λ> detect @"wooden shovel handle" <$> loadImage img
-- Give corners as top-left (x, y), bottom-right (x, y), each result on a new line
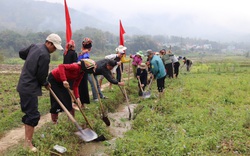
top-left (90, 74), bottom-right (105, 114)
top-left (137, 78), bottom-right (144, 93)
top-left (49, 88), bottom-right (76, 123)
top-left (67, 88), bottom-right (93, 130)
top-left (148, 75), bottom-right (154, 90)
top-left (119, 66), bottom-right (131, 119)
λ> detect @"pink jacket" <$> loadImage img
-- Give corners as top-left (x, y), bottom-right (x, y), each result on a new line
top-left (130, 55), bottom-right (142, 66)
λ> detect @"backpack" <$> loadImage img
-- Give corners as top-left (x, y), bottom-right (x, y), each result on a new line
top-left (19, 44), bottom-right (35, 60)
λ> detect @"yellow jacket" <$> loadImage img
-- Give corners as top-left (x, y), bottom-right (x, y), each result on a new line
top-left (121, 55), bottom-right (131, 63)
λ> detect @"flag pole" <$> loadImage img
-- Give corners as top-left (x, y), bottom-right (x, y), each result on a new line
top-left (119, 20), bottom-right (130, 85)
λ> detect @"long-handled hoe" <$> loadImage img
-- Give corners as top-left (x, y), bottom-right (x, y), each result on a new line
top-left (49, 88), bottom-right (98, 142)
top-left (67, 88), bottom-right (106, 141)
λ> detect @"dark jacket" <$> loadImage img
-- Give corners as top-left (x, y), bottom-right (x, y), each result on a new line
top-left (63, 49), bottom-right (78, 64)
top-left (136, 68), bottom-right (148, 86)
top-left (94, 59), bottom-right (118, 84)
top-left (17, 44), bottom-right (50, 96)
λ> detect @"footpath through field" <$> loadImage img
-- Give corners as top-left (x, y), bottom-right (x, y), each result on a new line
top-left (0, 76), bottom-right (133, 153)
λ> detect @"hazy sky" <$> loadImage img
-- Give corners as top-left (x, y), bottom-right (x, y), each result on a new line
top-left (39, 0), bottom-right (250, 41)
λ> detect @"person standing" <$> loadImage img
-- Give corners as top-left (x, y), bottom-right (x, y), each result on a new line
top-left (63, 40), bottom-right (77, 64)
top-left (63, 40), bottom-right (78, 89)
top-left (115, 45), bottom-right (128, 82)
top-left (170, 53), bottom-right (180, 78)
top-left (130, 51), bottom-right (144, 78)
top-left (17, 33), bottom-right (63, 152)
top-left (78, 38), bottom-right (92, 104)
top-left (146, 50), bottom-right (166, 99)
top-left (160, 49), bottom-right (173, 78)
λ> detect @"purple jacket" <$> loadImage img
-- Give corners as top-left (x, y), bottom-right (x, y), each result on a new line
top-left (131, 55), bottom-right (142, 66)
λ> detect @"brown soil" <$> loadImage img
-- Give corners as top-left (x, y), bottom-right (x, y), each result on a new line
top-left (0, 64), bottom-right (58, 74)
top-left (0, 114), bottom-right (51, 152)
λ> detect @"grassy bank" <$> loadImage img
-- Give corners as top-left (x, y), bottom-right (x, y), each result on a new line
top-left (112, 62), bottom-right (250, 155)
top-left (1, 57), bottom-right (250, 155)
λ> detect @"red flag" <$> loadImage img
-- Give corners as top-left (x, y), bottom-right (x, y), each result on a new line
top-left (64, 0), bottom-right (72, 43)
top-left (119, 19), bottom-right (126, 46)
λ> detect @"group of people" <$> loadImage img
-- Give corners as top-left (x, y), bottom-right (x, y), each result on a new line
top-left (131, 49), bottom-right (192, 98)
top-left (17, 33), bottom-right (192, 152)
top-left (17, 33), bottom-right (127, 152)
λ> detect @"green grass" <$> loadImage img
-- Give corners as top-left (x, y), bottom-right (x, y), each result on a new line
top-left (112, 65), bottom-right (250, 155)
top-left (1, 56), bottom-right (250, 155)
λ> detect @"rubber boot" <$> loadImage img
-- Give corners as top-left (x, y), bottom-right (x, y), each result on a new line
top-left (51, 113), bottom-right (58, 124)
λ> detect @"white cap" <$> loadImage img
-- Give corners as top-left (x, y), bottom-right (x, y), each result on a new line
top-left (46, 33), bottom-right (63, 50)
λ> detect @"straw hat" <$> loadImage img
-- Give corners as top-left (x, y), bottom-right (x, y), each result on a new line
top-left (138, 63), bottom-right (147, 69)
top-left (155, 52), bottom-right (160, 55)
top-left (136, 51), bottom-right (144, 57)
top-left (115, 45), bottom-right (127, 53)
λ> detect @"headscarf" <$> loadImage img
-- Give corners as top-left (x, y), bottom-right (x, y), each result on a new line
top-left (80, 59), bottom-right (96, 73)
top-left (64, 40), bottom-right (75, 55)
top-left (82, 37), bottom-right (92, 50)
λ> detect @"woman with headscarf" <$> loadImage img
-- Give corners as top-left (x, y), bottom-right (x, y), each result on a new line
top-left (63, 40), bottom-right (78, 90)
top-left (63, 40), bottom-right (78, 64)
top-left (77, 38), bottom-right (92, 105)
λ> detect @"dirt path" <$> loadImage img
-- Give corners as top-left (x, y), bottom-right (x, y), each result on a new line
top-left (0, 83), bottom-right (110, 153)
top-left (0, 103), bottom-right (137, 154)
top-left (0, 64), bottom-right (134, 153)
top-left (0, 114), bottom-right (51, 152)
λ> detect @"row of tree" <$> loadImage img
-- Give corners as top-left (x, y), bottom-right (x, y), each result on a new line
top-left (1, 27), bottom-right (249, 60)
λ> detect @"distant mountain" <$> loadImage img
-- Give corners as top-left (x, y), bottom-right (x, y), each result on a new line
top-left (0, 0), bottom-right (144, 35)
top-left (1, 0), bottom-right (250, 42)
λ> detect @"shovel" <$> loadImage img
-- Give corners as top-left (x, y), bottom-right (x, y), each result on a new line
top-left (143, 76), bottom-right (154, 98)
top-left (137, 78), bottom-right (147, 98)
top-left (49, 88), bottom-right (98, 142)
top-left (118, 85), bottom-right (132, 120)
top-left (119, 65), bottom-right (132, 120)
top-left (122, 86), bottom-right (132, 120)
top-left (67, 88), bottom-right (106, 141)
top-left (91, 74), bottom-right (111, 126)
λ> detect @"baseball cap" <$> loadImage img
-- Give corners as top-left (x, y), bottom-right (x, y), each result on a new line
top-left (46, 33), bottom-right (63, 50)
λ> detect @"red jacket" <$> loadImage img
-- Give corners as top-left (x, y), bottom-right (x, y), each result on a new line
top-left (51, 63), bottom-right (84, 98)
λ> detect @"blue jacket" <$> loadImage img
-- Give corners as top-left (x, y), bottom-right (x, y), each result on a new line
top-left (150, 55), bottom-right (166, 79)
top-left (78, 52), bottom-right (90, 61)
